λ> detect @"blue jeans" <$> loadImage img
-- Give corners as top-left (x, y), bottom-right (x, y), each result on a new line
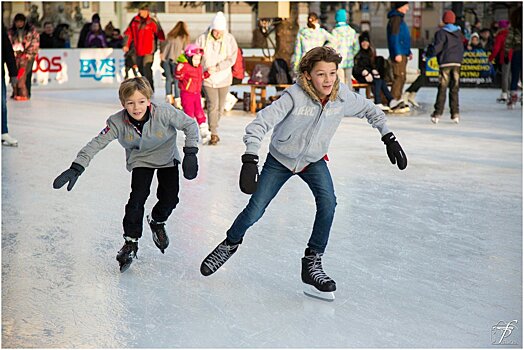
top-left (2, 75), bottom-right (8, 134)
top-left (161, 60), bottom-right (180, 97)
top-left (373, 78), bottom-right (393, 104)
top-left (227, 153), bottom-right (337, 253)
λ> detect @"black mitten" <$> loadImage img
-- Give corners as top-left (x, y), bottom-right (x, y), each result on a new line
top-left (53, 162), bottom-right (85, 191)
top-left (381, 132), bottom-right (407, 170)
top-left (239, 154), bottom-right (259, 194)
top-left (182, 146), bottom-right (198, 180)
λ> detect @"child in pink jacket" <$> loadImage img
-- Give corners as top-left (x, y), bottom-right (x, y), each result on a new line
top-left (175, 43), bottom-right (212, 144)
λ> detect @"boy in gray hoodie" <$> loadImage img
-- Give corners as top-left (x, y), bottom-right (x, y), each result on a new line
top-left (200, 47), bottom-right (407, 301)
top-left (53, 77), bottom-right (200, 272)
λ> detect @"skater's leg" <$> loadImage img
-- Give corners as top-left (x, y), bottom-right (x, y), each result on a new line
top-left (151, 165), bottom-right (180, 222)
top-left (298, 158), bottom-right (337, 254)
top-left (449, 66), bottom-right (460, 117)
top-left (226, 153), bottom-right (293, 243)
top-left (433, 67), bottom-right (451, 116)
top-left (122, 167), bottom-right (155, 240)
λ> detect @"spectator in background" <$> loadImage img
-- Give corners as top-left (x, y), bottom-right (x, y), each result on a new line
top-left (506, 6), bottom-right (522, 109)
top-left (107, 28), bottom-right (124, 49)
top-left (78, 13), bottom-right (100, 48)
top-left (330, 9), bottom-right (359, 89)
top-left (472, 19), bottom-right (482, 35)
top-left (54, 23), bottom-right (71, 48)
top-left (467, 32), bottom-right (483, 51)
top-left (386, 2), bottom-right (411, 113)
top-left (428, 10), bottom-right (464, 124)
top-left (85, 21), bottom-right (108, 48)
top-left (2, 26), bottom-right (19, 146)
top-left (39, 21), bottom-right (58, 48)
top-left (291, 12), bottom-right (336, 72)
top-left (231, 47), bottom-right (245, 85)
top-left (479, 28), bottom-right (494, 52)
top-left (8, 13), bottom-right (39, 101)
top-left (196, 11), bottom-right (238, 145)
top-left (123, 4), bottom-right (165, 91)
top-left (160, 21), bottom-right (189, 108)
top-left (489, 20), bottom-right (511, 103)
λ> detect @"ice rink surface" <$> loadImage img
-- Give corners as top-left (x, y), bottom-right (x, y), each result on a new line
top-left (2, 86), bottom-right (522, 347)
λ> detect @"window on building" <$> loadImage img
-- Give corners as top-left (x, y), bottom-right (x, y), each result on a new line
top-left (149, 2), bottom-right (165, 13)
top-left (205, 2), bottom-right (224, 13)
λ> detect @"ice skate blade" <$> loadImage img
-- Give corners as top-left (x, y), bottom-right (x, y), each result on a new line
top-left (303, 285), bottom-right (335, 302)
top-left (119, 259), bottom-right (133, 273)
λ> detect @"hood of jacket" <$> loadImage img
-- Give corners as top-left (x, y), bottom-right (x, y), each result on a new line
top-left (443, 24), bottom-right (462, 34)
top-left (296, 73), bottom-right (340, 103)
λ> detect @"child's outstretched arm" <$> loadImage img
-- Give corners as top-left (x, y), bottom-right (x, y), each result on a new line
top-left (53, 119), bottom-right (119, 191)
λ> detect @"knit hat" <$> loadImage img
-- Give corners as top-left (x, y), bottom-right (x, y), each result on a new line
top-left (335, 9), bottom-right (347, 23)
top-left (359, 31), bottom-right (370, 44)
top-left (442, 10), bottom-right (456, 24)
top-left (498, 19), bottom-right (510, 29)
top-left (211, 11), bottom-right (227, 31)
top-left (393, 2), bottom-right (409, 9)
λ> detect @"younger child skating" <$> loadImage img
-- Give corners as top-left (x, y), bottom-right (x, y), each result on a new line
top-left (53, 77), bottom-right (200, 272)
top-left (200, 47), bottom-right (407, 301)
top-left (175, 43), bottom-right (212, 144)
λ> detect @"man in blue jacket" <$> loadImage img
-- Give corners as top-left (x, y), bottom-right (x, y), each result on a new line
top-left (427, 10), bottom-right (464, 124)
top-left (387, 2), bottom-right (412, 112)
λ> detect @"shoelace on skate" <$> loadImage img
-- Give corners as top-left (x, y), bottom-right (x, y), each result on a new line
top-left (307, 254), bottom-right (333, 285)
top-left (205, 243), bottom-right (236, 272)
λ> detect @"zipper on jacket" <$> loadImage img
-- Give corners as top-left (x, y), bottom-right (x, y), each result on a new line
top-left (292, 102), bottom-right (325, 173)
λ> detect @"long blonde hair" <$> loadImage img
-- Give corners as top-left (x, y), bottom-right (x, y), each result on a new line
top-left (168, 21), bottom-right (190, 45)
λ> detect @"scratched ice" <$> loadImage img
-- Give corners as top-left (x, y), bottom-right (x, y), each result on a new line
top-left (2, 86), bottom-right (522, 347)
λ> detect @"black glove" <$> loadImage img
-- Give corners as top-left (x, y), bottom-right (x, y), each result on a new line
top-left (381, 132), bottom-right (407, 170)
top-left (239, 154), bottom-right (259, 194)
top-left (53, 162), bottom-right (85, 191)
top-left (182, 146), bottom-right (198, 180)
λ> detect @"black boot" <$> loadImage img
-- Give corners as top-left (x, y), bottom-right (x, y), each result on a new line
top-left (301, 248), bottom-right (336, 292)
top-left (200, 238), bottom-right (242, 276)
top-left (147, 215), bottom-right (169, 254)
top-left (116, 239), bottom-right (138, 273)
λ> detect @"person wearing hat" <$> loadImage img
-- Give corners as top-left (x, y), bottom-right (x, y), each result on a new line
top-left (123, 4), bottom-right (165, 91)
top-left (195, 11), bottom-right (239, 145)
top-left (386, 2), bottom-right (411, 112)
top-left (427, 10), bottom-right (464, 124)
top-left (329, 9), bottom-right (359, 89)
top-left (489, 19), bottom-right (511, 103)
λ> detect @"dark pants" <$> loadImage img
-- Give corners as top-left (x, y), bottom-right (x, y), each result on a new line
top-left (136, 54), bottom-right (154, 91)
top-left (372, 78), bottom-right (393, 104)
top-left (390, 55), bottom-right (407, 100)
top-left (433, 66), bottom-right (460, 116)
top-left (406, 73), bottom-right (427, 93)
top-left (2, 74), bottom-right (8, 134)
top-left (510, 49), bottom-right (522, 91)
top-left (226, 153), bottom-right (337, 253)
top-left (123, 166), bottom-right (179, 240)
top-left (26, 58), bottom-right (34, 98)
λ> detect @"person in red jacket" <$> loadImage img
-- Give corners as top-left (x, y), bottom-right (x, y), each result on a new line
top-left (123, 4), bottom-right (165, 91)
top-left (175, 43), bottom-right (212, 144)
top-left (489, 20), bottom-right (511, 103)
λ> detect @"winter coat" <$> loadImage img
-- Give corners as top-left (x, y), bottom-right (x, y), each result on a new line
top-left (85, 31), bottom-right (107, 48)
top-left (353, 48), bottom-right (375, 83)
top-left (428, 24), bottom-right (464, 67)
top-left (489, 29), bottom-right (510, 64)
top-left (8, 24), bottom-right (40, 60)
top-left (2, 26), bottom-right (17, 79)
top-left (124, 15), bottom-right (165, 56)
top-left (73, 102), bottom-right (199, 172)
top-left (505, 27), bottom-right (522, 55)
top-left (196, 29), bottom-right (238, 88)
top-left (292, 26), bottom-right (337, 70)
top-left (330, 24), bottom-right (360, 69)
top-left (386, 9), bottom-right (412, 58)
top-left (175, 55), bottom-right (211, 94)
top-left (243, 76), bottom-right (390, 173)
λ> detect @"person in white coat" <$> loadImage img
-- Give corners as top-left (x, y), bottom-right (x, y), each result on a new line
top-left (196, 11), bottom-right (238, 145)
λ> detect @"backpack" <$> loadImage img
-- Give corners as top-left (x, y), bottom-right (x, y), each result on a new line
top-left (268, 58), bottom-right (292, 84)
top-left (248, 63), bottom-right (271, 85)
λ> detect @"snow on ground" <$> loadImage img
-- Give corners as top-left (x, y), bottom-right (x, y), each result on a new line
top-left (2, 86), bottom-right (522, 347)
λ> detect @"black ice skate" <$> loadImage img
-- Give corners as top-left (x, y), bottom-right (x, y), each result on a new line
top-left (301, 248), bottom-right (336, 302)
top-left (116, 239), bottom-right (138, 273)
top-left (200, 238), bottom-right (242, 276)
top-left (147, 214), bottom-right (169, 254)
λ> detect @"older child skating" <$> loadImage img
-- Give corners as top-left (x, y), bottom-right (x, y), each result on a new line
top-left (200, 47), bottom-right (407, 301)
top-left (175, 43), bottom-right (212, 144)
top-left (53, 77), bottom-right (199, 272)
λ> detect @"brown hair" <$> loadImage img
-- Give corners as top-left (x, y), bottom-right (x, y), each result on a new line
top-left (118, 77), bottom-right (153, 104)
top-left (168, 21), bottom-right (190, 43)
top-left (298, 46), bottom-right (342, 74)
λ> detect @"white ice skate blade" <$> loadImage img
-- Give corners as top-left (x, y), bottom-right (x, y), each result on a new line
top-left (303, 285), bottom-right (335, 302)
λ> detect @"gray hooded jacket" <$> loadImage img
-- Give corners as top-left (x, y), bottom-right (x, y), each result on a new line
top-left (243, 75), bottom-right (391, 172)
top-left (74, 102), bottom-right (199, 172)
